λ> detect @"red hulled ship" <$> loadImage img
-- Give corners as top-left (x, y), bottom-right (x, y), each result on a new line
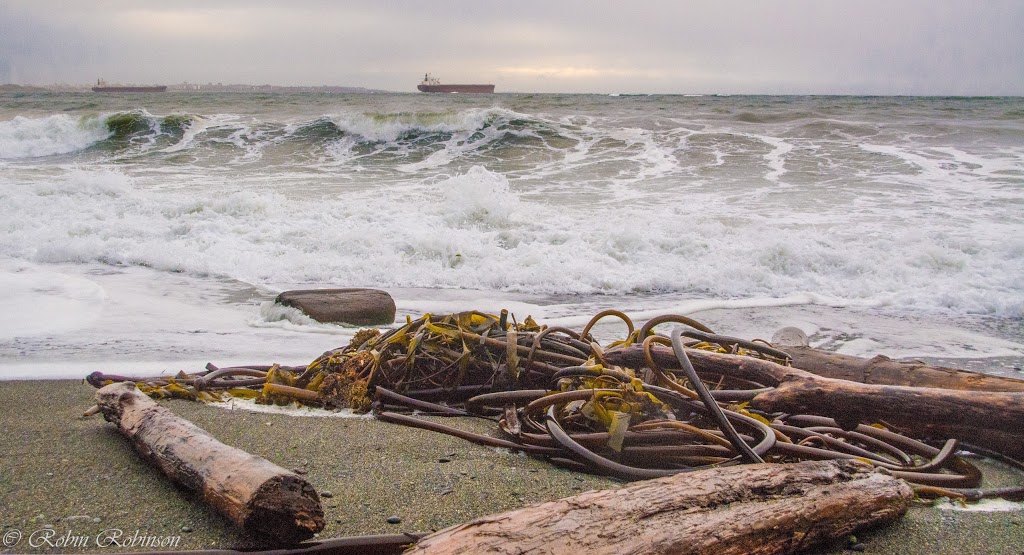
top-left (417, 74), bottom-right (494, 94)
top-left (91, 79), bottom-right (167, 93)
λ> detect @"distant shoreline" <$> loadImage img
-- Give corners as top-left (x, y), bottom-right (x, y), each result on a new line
top-left (3, 84), bottom-right (1024, 97)
top-left (0, 83), bottom-right (390, 94)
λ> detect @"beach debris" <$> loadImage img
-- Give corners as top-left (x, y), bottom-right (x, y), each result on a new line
top-left (275, 288), bottom-right (396, 326)
top-left (86, 309), bottom-right (1024, 499)
top-left (774, 342), bottom-right (1024, 392)
top-left (407, 459), bottom-right (912, 555)
top-left (606, 342), bottom-right (1024, 462)
top-left (94, 382), bottom-right (325, 545)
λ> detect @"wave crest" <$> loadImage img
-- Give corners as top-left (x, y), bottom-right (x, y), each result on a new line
top-left (0, 114), bottom-right (110, 159)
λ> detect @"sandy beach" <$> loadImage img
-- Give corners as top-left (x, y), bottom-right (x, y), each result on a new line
top-left (2, 379), bottom-right (1022, 554)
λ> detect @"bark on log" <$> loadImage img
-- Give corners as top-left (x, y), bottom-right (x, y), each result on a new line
top-left (408, 459), bottom-right (912, 555)
top-left (784, 345), bottom-right (1024, 392)
top-left (96, 382), bottom-right (324, 545)
top-left (605, 346), bottom-right (1024, 460)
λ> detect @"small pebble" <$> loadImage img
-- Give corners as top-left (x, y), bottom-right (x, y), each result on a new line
top-left (847, 544), bottom-right (866, 552)
top-left (386, 516), bottom-right (402, 524)
top-left (92, 517), bottom-right (102, 523)
top-left (181, 526), bottom-right (193, 533)
top-left (320, 490), bottom-right (334, 498)
top-left (293, 468), bottom-right (308, 475)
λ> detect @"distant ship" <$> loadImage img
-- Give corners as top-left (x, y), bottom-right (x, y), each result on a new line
top-left (417, 73), bottom-right (494, 94)
top-left (91, 79), bottom-right (167, 93)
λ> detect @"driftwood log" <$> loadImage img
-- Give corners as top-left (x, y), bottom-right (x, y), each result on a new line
top-left (96, 382), bottom-right (325, 545)
top-left (783, 345), bottom-right (1024, 392)
top-left (408, 459), bottom-right (912, 555)
top-left (605, 346), bottom-right (1024, 460)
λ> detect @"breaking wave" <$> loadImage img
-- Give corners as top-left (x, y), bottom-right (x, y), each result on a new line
top-left (2, 95), bottom-right (1022, 320)
top-left (1, 163), bottom-right (1021, 318)
top-left (0, 114), bottom-right (110, 159)
top-left (1, 108), bottom-right (582, 164)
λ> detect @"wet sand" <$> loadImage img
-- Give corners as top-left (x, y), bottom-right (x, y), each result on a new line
top-left (1, 380), bottom-right (1022, 554)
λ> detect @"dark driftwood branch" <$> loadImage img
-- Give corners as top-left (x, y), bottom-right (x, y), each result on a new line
top-left (605, 345), bottom-right (1024, 459)
top-left (783, 346), bottom-right (1024, 392)
top-left (408, 459), bottom-right (912, 555)
top-left (96, 383), bottom-right (325, 545)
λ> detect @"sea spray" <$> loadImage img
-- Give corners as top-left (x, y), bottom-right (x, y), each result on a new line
top-left (0, 114), bottom-right (110, 158)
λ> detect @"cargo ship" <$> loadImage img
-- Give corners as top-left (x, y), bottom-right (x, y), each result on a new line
top-left (417, 73), bottom-right (494, 94)
top-left (91, 79), bottom-right (167, 93)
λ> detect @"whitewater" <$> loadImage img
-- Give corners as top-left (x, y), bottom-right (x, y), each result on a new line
top-left (1, 92), bottom-right (1022, 379)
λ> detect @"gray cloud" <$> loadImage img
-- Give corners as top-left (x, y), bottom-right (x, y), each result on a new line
top-left (2, 0), bottom-right (1022, 94)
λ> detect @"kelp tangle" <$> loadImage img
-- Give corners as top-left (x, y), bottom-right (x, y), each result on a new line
top-left (87, 310), bottom-right (1024, 501)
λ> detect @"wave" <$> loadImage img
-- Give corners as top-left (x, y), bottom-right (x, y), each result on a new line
top-left (0, 114), bottom-right (110, 159)
top-left (1, 165), bottom-right (1021, 318)
top-left (103, 110), bottom-right (199, 150)
top-left (1, 108), bottom-right (588, 164)
top-left (329, 109), bottom-right (499, 143)
top-left (0, 111), bottom-right (208, 159)
top-left (730, 110), bottom-right (823, 124)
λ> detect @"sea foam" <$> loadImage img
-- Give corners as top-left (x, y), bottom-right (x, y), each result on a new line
top-left (1, 162), bottom-right (1020, 319)
top-left (0, 114), bottom-right (110, 159)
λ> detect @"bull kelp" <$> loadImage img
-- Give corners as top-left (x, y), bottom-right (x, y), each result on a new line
top-left (86, 310), bottom-right (1024, 501)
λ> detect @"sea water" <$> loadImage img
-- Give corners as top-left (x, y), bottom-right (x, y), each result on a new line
top-left (1, 92), bottom-right (1022, 379)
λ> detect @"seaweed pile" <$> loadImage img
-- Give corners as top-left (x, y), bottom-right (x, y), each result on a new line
top-left (87, 310), bottom-right (1022, 499)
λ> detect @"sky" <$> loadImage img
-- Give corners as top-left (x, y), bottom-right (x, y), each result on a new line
top-left (1, 0), bottom-right (1022, 95)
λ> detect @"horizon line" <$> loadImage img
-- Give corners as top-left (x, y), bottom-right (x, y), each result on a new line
top-left (2, 82), bottom-right (1022, 98)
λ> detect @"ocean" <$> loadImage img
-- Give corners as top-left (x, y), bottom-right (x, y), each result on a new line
top-left (1, 92), bottom-right (1022, 380)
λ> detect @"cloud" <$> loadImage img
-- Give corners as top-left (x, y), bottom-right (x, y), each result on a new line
top-left (496, 66), bottom-right (667, 80)
top-left (1, 0), bottom-right (1022, 94)
top-left (110, 9), bottom-right (254, 40)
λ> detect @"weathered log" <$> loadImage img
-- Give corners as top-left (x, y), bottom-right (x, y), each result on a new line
top-left (784, 345), bottom-right (1024, 392)
top-left (605, 345), bottom-right (1024, 459)
top-left (408, 459), bottom-right (912, 555)
top-left (770, 326), bottom-right (1024, 391)
top-left (96, 382), bottom-right (324, 545)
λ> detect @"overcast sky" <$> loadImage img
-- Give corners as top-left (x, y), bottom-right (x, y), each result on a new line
top-left (2, 0), bottom-right (1022, 95)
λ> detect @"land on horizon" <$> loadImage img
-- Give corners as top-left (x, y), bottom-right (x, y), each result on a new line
top-left (0, 82), bottom-right (388, 94)
top-left (4, 83), bottom-right (1024, 97)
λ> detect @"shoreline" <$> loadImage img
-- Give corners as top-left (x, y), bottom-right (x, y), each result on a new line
top-left (2, 380), bottom-right (1023, 554)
